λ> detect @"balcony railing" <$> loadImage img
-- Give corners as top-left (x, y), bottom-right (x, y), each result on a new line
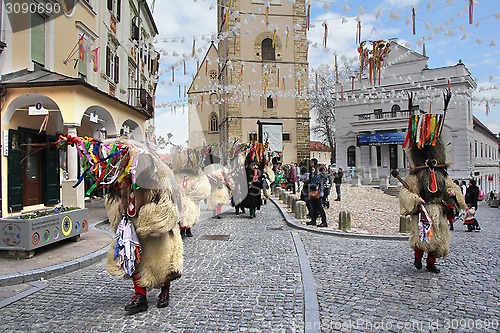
top-left (355, 109), bottom-right (425, 121)
top-left (128, 87), bottom-right (154, 117)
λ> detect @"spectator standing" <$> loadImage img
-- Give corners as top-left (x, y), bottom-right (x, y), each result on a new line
top-left (333, 167), bottom-right (343, 201)
top-left (464, 179), bottom-right (481, 231)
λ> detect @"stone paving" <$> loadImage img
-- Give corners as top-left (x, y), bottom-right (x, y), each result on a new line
top-left (0, 202), bottom-right (304, 333)
top-left (0, 198), bottom-right (498, 333)
top-left (301, 203), bottom-right (499, 333)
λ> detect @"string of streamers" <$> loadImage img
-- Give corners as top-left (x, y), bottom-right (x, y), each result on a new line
top-left (56, 135), bottom-right (142, 195)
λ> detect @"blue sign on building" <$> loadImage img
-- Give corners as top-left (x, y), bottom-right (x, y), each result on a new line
top-left (357, 132), bottom-right (406, 146)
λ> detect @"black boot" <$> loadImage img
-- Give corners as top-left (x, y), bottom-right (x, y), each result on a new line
top-left (449, 224), bottom-right (454, 231)
top-left (414, 258), bottom-right (422, 269)
top-left (317, 222), bottom-right (328, 227)
top-left (180, 228), bottom-right (186, 238)
top-left (426, 264), bottom-right (440, 273)
top-left (157, 286), bottom-right (170, 308)
top-left (124, 293), bottom-right (148, 314)
top-left (306, 220), bottom-right (316, 226)
top-left (185, 228), bottom-right (193, 237)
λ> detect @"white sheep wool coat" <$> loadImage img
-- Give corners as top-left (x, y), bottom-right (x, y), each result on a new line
top-left (203, 163), bottom-right (229, 211)
top-left (105, 167), bottom-right (184, 289)
top-left (174, 169), bottom-right (211, 229)
top-left (399, 174), bottom-right (466, 258)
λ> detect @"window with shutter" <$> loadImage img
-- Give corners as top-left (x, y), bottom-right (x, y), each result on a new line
top-left (106, 46), bottom-right (111, 77)
top-left (31, 13), bottom-right (45, 66)
top-left (114, 55), bottom-right (119, 83)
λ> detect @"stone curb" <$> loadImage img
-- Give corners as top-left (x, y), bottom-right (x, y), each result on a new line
top-left (0, 219), bottom-right (112, 287)
top-left (270, 197), bottom-right (409, 241)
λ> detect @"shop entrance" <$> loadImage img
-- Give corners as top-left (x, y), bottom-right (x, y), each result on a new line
top-left (8, 128), bottom-right (60, 212)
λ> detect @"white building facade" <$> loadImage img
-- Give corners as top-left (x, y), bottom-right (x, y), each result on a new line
top-left (334, 40), bottom-right (499, 193)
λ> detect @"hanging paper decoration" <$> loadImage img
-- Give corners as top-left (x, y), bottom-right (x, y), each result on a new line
top-left (265, 4), bottom-right (269, 26)
top-left (322, 21), bottom-right (328, 47)
top-left (272, 29), bottom-right (277, 47)
top-left (357, 40), bottom-right (391, 85)
top-left (277, 68), bottom-right (280, 87)
top-left (201, 94), bottom-right (204, 112)
top-left (306, 4), bottom-right (311, 30)
top-left (485, 101), bottom-right (490, 115)
top-left (205, 60), bottom-right (208, 76)
top-left (334, 53), bottom-right (339, 83)
top-left (468, 0), bottom-right (474, 24)
top-left (285, 27), bottom-right (290, 48)
top-left (356, 21), bottom-right (362, 44)
top-left (172, 65), bottom-right (175, 82)
top-left (233, 32), bottom-right (237, 53)
top-left (192, 38), bottom-right (196, 57)
top-left (297, 78), bottom-right (301, 95)
top-left (412, 8), bottom-right (416, 35)
top-left (183, 60), bottom-right (187, 75)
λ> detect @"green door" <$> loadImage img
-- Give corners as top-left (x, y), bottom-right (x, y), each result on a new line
top-left (8, 130), bottom-right (23, 212)
top-left (43, 135), bottom-right (60, 206)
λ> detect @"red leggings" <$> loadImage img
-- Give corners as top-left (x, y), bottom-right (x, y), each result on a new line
top-left (414, 249), bottom-right (436, 265)
top-left (132, 274), bottom-right (170, 296)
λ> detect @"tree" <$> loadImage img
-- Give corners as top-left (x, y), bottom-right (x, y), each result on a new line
top-left (309, 58), bottom-right (358, 165)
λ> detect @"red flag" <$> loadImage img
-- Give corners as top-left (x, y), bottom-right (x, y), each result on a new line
top-left (90, 47), bottom-right (99, 72)
top-left (78, 35), bottom-right (85, 61)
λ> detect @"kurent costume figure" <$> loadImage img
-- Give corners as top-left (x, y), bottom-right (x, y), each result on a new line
top-left (170, 145), bottom-right (211, 237)
top-left (57, 136), bottom-right (183, 315)
top-left (241, 143), bottom-right (268, 218)
top-left (398, 91), bottom-right (466, 273)
top-left (204, 160), bottom-right (230, 219)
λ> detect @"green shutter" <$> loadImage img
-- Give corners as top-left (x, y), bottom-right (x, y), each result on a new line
top-left (31, 13), bottom-right (45, 66)
top-left (8, 130), bottom-right (23, 212)
top-left (43, 136), bottom-right (60, 206)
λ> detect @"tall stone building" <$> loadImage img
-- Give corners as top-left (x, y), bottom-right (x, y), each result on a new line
top-left (188, 0), bottom-right (310, 164)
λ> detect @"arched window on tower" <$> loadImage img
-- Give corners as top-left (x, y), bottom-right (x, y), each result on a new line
top-left (347, 146), bottom-right (356, 167)
top-left (262, 38), bottom-right (275, 61)
top-left (209, 112), bottom-right (218, 132)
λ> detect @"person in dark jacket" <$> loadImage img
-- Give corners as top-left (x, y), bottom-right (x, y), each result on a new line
top-left (306, 166), bottom-right (327, 227)
top-left (464, 179), bottom-right (481, 231)
top-left (333, 167), bottom-right (343, 201)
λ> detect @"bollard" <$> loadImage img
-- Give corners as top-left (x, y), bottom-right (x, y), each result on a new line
top-left (279, 189), bottom-right (287, 202)
top-left (290, 196), bottom-right (298, 210)
top-left (294, 200), bottom-right (308, 220)
top-left (399, 215), bottom-right (411, 233)
top-left (379, 175), bottom-right (389, 190)
top-left (338, 211), bottom-right (351, 231)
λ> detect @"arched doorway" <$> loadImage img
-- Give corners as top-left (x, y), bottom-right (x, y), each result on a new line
top-left (3, 94), bottom-right (64, 211)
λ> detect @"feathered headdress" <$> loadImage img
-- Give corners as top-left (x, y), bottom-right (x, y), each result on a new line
top-left (402, 89), bottom-right (452, 150)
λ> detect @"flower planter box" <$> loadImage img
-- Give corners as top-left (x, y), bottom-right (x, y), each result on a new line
top-left (0, 208), bottom-right (88, 252)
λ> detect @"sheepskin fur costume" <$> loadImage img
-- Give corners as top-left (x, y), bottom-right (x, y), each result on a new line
top-left (399, 175), bottom-right (465, 258)
top-left (105, 165), bottom-right (184, 289)
top-left (399, 137), bottom-right (466, 258)
top-left (174, 169), bottom-right (211, 228)
top-left (203, 163), bottom-right (229, 211)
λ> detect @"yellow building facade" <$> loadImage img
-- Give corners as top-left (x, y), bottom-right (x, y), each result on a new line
top-left (0, 0), bottom-right (159, 216)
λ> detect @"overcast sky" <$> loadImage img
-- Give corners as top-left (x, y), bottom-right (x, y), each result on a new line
top-left (150, 0), bottom-right (500, 149)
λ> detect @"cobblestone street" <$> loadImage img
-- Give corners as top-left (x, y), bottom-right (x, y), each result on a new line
top-left (0, 200), bottom-right (498, 332)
